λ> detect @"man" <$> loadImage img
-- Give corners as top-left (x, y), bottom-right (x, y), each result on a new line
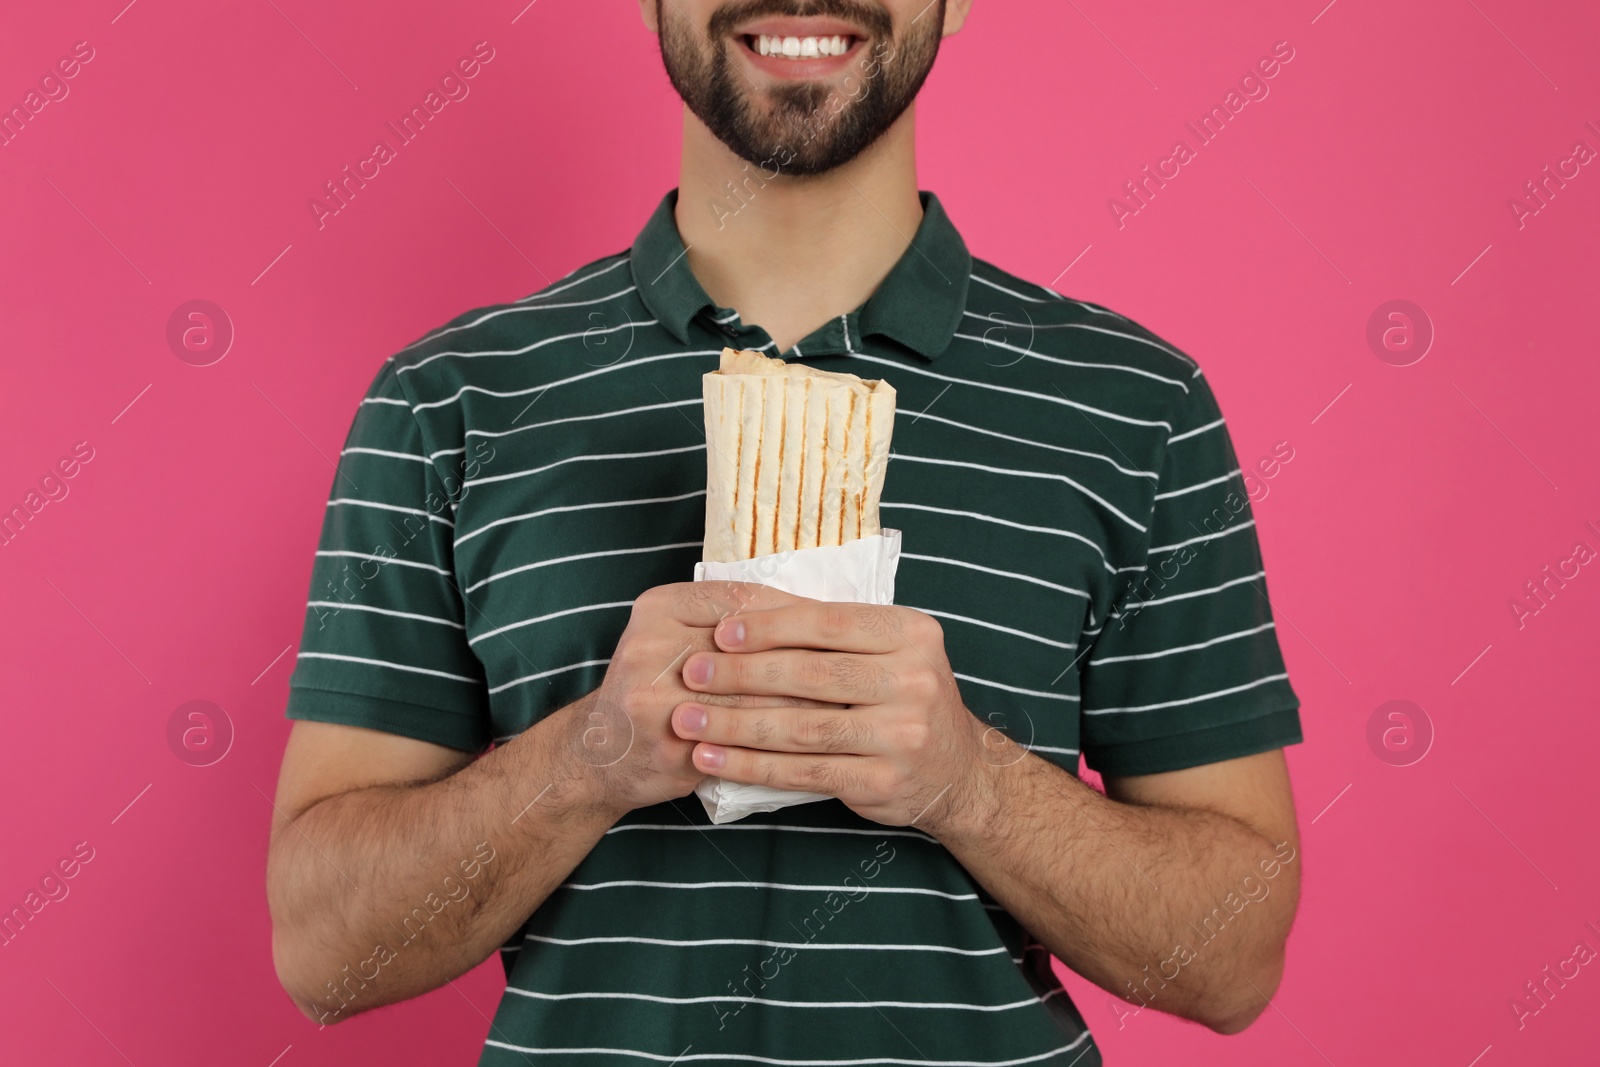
top-left (266, 1), bottom-right (1305, 1063)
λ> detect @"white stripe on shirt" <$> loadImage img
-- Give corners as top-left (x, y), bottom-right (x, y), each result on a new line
top-left (504, 985), bottom-right (1056, 1012)
top-left (489, 658), bottom-right (610, 696)
top-left (910, 607), bottom-right (1077, 650)
top-left (889, 454), bottom-right (1146, 532)
top-left (1088, 622), bottom-right (1276, 665)
top-left (400, 287), bottom-right (639, 351)
top-left (412, 349), bottom-right (724, 412)
top-left (1110, 570), bottom-right (1264, 613)
top-left (329, 498), bottom-right (453, 526)
top-left (468, 542), bottom-right (702, 594)
top-left (559, 879), bottom-right (978, 900)
top-left (305, 601), bottom-right (464, 628)
top-left (1168, 416), bottom-right (1224, 443)
top-left (1083, 672), bottom-right (1290, 715)
top-left (1153, 469), bottom-right (1242, 501)
top-left (470, 600), bottom-right (634, 645)
top-left (455, 490), bottom-right (705, 547)
top-left (952, 330), bottom-right (1190, 386)
top-left (954, 673), bottom-right (1079, 702)
top-left (524, 933), bottom-right (1006, 956)
top-left (314, 550), bottom-right (450, 576)
top-left (845, 353), bottom-right (1173, 430)
top-left (894, 408), bottom-right (1158, 479)
top-left (399, 319), bottom-right (659, 373)
top-left (900, 552), bottom-right (1090, 599)
top-left (482, 1032), bottom-right (1091, 1066)
top-left (465, 444), bottom-right (705, 490)
top-left (339, 447), bottom-right (429, 463)
top-left (879, 502), bottom-right (1117, 572)
top-left (295, 651), bottom-right (478, 684)
top-left (513, 257), bottom-right (631, 304)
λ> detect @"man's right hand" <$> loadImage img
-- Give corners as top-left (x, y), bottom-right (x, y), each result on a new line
top-left (565, 580), bottom-right (832, 817)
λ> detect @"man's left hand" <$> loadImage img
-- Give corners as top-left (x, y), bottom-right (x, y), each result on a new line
top-left (673, 600), bottom-right (994, 830)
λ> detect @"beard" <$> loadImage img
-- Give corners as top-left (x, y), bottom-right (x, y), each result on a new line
top-left (657, 0), bottom-right (945, 176)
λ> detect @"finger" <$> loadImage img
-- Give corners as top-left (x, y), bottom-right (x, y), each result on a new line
top-left (629, 631), bottom-right (833, 700)
top-left (672, 701), bottom-right (881, 754)
top-left (693, 692), bottom-right (847, 710)
top-left (714, 601), bottom-right (907, 655)
top-left (682, 649), bottom-right (892, 704)
top-left (689, 742), bottom-right (880, 800)
top-left (640, 582), bottom-right (815, 628)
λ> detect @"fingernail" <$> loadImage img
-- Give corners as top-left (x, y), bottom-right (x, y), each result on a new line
top-left (698, 745), bottom-right (725, 769)
top-left (720, 618), bottom-right (746, 647)
top-left (680, 705), bottom-right (707, 733)
top-left (685, 654), bottom-right (714, 686)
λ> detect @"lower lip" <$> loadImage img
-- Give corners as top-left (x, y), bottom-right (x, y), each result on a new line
top-left (737, 36), bottom-right (864, 79)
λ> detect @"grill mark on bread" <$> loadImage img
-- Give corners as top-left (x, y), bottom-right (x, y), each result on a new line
top-left (859, 386), bottom-right (872, 540)
top-left (839, 390), bottom-right (855, 546)
top-left (731, 379), bottom-right (744, 558)
top-left (816, 390), bottom-right (829, 546)
top-left (796, 379), bottom-right (808, 551)
top-left (748, 380), bottom-right (762, 559)
top-left (773, 377), bottom-right (786, 553)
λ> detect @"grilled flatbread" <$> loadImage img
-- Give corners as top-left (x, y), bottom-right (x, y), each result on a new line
top-left (702, 347), bottom-right (896, 563)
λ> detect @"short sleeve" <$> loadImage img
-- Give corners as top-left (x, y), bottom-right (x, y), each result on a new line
top-left (1078, 370), bottom-right (1302, 777)
top-left (283, 358), bottom-right (492, 754)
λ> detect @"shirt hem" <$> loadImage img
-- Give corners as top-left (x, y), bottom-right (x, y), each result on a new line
top-left (1084, 705), bottom-right (1303, 778)
top-left (285, 684), bottom-right (490, 754)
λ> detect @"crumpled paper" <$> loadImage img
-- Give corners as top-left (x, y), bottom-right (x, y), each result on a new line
top-left (690, 529), bottom-right (902, 824)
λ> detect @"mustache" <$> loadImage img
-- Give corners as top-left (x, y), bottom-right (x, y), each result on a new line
top-left (706, 0), bottom-right (896, 41)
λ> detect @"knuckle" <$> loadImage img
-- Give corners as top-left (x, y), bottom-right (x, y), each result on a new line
top-left (797, 715), bottom-right (843, 752)
top-left (620, 685), bottom-right (655, 716)
top-left (719, 581), bottom-right (763, 616)
top-left (830, 656), bottom-right (885, 699)
top-left (724, 654), bottom-right (754, 689)
top-left (906, 610), bottom-right (941, 643)
top-left (865, 769), bottom-right (897, 806)
top-left (853, 604), bottom-right (894, 637)
top-left (898, 718), bottom-right (933, 755)
top-left (750, 716), bottom-right (776, 745)
top-left (903, 669), bottom-right (939, 704)
top-left (631, 584), bottom-right (668, 616)
top-left (800, 654), bottom-right (834, 689)
top-left (824, 715), bottom-right (870, 753)
top-left (759, 759), bottom-right (783, 788)
top-left (797, 758), bottom-right (837, 791)
top-left (820, 604), bottom-right (857, 640)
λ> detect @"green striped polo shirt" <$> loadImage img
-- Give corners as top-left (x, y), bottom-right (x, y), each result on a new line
top-left (285, 188), bottom-right (1303, 1066)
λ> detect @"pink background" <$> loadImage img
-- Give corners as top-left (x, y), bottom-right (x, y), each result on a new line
top-left (3, 0), bottom-right (1598, 1064)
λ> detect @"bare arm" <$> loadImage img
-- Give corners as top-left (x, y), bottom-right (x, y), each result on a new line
top-left (938, 749), bottom-right (1301, 1034)
top-left (266, 581), bottom-right (825, 1024)
top-left (265, 697), bottom-right (617, 1024)
top-left (660, 599), bottom-right (1302, 1036)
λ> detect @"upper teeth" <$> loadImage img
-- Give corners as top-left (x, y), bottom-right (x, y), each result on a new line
top-left (756, 34), bottom-right (852, 58)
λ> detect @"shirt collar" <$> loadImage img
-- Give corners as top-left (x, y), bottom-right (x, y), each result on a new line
top-left (630, 187), bottom-right (972, 362)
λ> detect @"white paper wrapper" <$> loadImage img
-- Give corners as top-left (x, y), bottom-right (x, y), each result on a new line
top-left (689, 529), bottom-right (902, 824)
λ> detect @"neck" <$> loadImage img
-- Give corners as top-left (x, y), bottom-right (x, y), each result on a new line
top-left (673, 106), bottom-right (924, 355)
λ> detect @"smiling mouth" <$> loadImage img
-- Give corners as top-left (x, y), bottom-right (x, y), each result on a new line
top-left (741, 33), bottom-right (862, 59)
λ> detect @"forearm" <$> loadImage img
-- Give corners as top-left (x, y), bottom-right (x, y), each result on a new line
top-left (934, 753), bottom-right (1300, 1033)
top-left (267, 695), bottom-right (618, 1024)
